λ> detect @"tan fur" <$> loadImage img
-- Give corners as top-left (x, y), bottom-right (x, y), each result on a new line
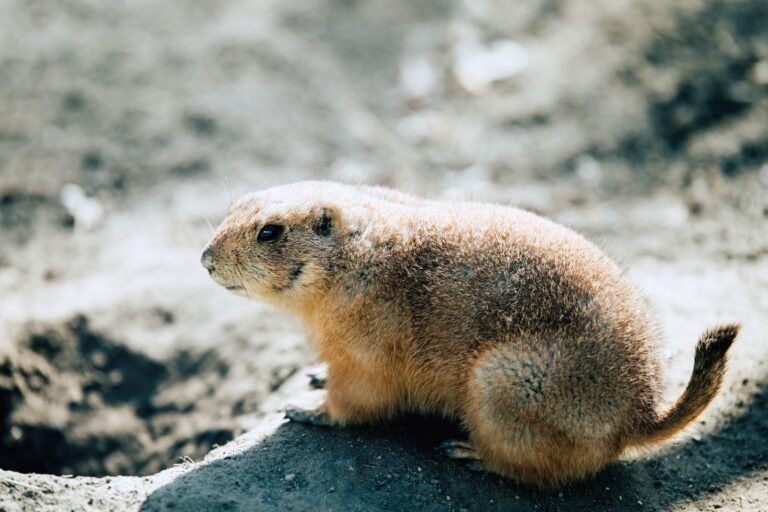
top-left (201, 181), bottom-right (739, 488)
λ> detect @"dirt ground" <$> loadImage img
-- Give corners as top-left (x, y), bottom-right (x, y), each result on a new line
top-left (1, 0), bottom-right (767, 510)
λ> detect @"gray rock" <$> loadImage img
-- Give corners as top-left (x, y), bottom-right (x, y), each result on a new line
top-left (3, 378), bottom-right (768, 512)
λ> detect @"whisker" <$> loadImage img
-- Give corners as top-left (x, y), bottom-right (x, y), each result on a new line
top-left (222, 176), bottom-right (232, 202)
top-left (216, 176), bottom-right (232, 205)
top-left (204, 217), bottom-right (215, 234)
top-left (239, 269), bottom-right (252, 300)
top-left (234, 251), bottom-right (252, 300)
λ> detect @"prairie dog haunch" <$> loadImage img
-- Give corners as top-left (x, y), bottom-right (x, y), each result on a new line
top-left (201, 181), bottom-right (738, 487)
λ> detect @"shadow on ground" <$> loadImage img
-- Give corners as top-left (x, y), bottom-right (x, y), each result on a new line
top-left (138, 380), bottom-right (768, 511)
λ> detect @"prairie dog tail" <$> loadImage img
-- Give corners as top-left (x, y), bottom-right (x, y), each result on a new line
top-left (638, 324), bottom-right (740, 445)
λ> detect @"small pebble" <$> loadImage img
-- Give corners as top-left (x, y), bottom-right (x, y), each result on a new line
top-left (60, 183), bottom-right (105, 230)
top-left (399, 55), bottom-right (439, 100)
top-left (453, 39), bottom-right (529, 94)
top-left (109, 369), bottom-right (123, 386)
top-left (284, 473), bottom-right (296, 482)
top-left (10, 426), bottom-right (22, 441)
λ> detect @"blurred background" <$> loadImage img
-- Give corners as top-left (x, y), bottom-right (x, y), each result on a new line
top-left (0, 0), bottom-right (766, 491)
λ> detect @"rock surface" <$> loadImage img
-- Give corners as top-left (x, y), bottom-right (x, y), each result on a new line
top-left (3, 363), bottom-right (768, 512)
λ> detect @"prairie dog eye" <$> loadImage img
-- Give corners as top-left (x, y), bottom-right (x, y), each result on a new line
top-left (257, 224), bottom-right (284, 242)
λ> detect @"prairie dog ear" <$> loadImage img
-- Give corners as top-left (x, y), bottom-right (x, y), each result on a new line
top-left (312, 206), bottom-right (338, 236)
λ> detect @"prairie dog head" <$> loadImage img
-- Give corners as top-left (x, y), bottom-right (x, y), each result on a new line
top-left (201, 185), bottom-right (342, 308)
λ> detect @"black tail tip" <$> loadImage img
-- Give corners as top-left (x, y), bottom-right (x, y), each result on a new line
top-left (699, 323), bottom-right (741, 355)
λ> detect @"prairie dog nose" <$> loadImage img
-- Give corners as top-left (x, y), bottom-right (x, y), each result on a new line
top-left (201, 245), bottom-right (217, 271)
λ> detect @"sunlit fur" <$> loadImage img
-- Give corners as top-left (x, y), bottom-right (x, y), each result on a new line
top-left (203, 181), bottom-right (739, 488)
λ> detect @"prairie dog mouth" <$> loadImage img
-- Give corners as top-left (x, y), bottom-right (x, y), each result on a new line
top-left (206, 269), bottom-right (244, 292)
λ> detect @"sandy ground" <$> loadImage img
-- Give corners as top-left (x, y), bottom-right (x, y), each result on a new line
top-left (1, 0), bottom-right (767, 510)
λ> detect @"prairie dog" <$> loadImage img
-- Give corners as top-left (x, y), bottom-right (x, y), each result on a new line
top-left (201, 181), bottom-right (738, 487)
